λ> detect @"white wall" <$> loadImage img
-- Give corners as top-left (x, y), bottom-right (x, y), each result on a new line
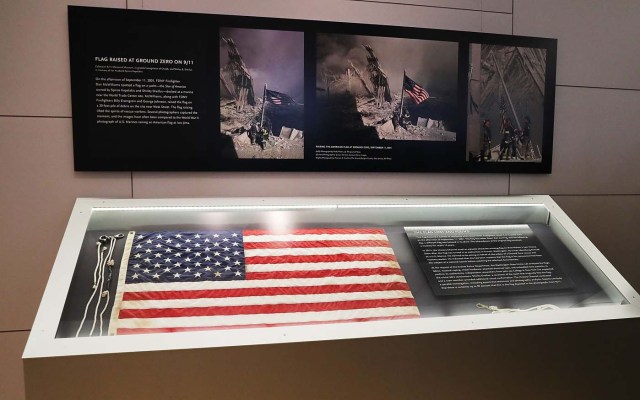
top-left (1, 1), bottom-right (639, 398)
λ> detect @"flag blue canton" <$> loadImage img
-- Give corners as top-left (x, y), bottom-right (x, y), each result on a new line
top-left (126, 231), bottom-right (246, 283)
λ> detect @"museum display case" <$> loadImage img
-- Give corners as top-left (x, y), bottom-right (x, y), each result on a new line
top-left (21, 196), bottom-right (639, 399)
top-left (24, 195), bottom-right (639, 358)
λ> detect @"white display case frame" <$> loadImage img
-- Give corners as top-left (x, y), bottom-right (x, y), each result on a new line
top-left (24, 195), bottom-right (640, 361)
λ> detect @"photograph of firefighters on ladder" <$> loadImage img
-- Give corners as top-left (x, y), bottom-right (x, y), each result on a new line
top-left (467, 43), bottom-right (546, 162)
top-left (219, 27), bottom-right (304, 159)
top-left (316, 34), bottom-right (458, 144)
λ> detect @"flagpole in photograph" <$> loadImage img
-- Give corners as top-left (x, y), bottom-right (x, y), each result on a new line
top-left (490, 52), bottom-right (521, 131)
top-left (260, 83), bottom-right (267, 128)
top-left (399, 70), bottom-right (405, 124)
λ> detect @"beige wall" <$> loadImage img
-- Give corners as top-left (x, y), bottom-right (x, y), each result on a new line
top-left (2, 1), bottom-right (639, 398)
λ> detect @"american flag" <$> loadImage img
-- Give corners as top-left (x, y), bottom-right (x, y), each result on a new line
top-left (403, 74), bottom-right (429, 104)
top-left (109, 228), bottom-right (419, 335)
top-left (265, 88), bottom-right (295, 106)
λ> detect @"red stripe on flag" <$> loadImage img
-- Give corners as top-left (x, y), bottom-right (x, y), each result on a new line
top-left (243, 228), bottom-right (385, 235)
top-left (243, 240), bottom-right (391, 249)
top-left (407, 92), bottom-right (419, 103)
top-left (247, 267), bottom-right (403, 280)
top-left (122, 282), bottom-right (412, 301)
top-left (119, 298), bottom-right (417, 319)
top-left (115, 314), bottom-right (418, 335)
top-left (246, 253), bottom-right (397, 265)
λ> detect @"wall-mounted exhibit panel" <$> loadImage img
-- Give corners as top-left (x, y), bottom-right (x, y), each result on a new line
top-left (24, 196), bottom-right (639, 360)
top-left (69, 6), bottom-right (556, 173)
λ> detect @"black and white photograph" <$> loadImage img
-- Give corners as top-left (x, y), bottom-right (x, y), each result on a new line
top-left (219, 27), bottom-right (304, 159)
top-left (467, 43), bottom-right (547, 162)
top-left (316, 34), bottom-right (458, 145)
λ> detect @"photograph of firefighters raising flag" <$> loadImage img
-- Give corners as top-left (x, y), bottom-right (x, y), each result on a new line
top-left (316, 33), bottom-right (458, 143)
top-left (219, 27), bottom-right (304, 159)
top-left (466, 43), bottom-right (546, 162)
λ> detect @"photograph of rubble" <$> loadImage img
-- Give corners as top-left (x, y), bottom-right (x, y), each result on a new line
top-left (467, 43), bottom-right (547, 163)
top-left (316, 34), bottom-right (458, 145)
top-left (219, 28), bottom-right (304, 159)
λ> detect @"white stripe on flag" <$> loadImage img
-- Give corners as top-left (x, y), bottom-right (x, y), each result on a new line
top-left (243, 233), bottom-right (389, 242)
top-left (122, 274), bottom-right (409, 292)
top-left (246, 260), bottom-right (400, 272)
top-left (115, 306), bottom-right (420, 329)
top-left (119, 290), bottom-right (415, 310)
top-left (244, 246), bottom-right (395, 257)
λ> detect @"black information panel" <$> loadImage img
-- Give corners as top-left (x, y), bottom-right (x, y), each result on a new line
top-left (405, 225), bottom-right (574, 296)
top-left (69, 6), bottom-right (556, 172)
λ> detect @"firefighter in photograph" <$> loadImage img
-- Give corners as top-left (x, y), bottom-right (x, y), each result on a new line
top-left (256, 125), bottom-right (269, 150)
top-left (499, 117), bottom-right (515, 160)
top-left (247, 122), bottom-right (259, 145)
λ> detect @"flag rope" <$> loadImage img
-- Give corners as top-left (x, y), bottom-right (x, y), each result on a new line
top-left (76, 234), bottom-right (123, 337)
top-left (76, 241), bottom-right (104, 337)
top-left (476, 303), bottom-right (559, 313)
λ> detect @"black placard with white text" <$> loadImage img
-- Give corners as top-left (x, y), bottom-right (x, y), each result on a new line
top-left (405, 225), bottom-right (574, 296)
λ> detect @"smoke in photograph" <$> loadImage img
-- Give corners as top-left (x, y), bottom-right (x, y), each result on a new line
top-left (220, 28), bottom-right (304, 102)
top-left (316, 34), bottom-right (458, 100)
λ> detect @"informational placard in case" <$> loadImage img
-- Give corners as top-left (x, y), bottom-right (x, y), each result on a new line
top-left (405, 225), bottom-right (574, 296)
top-left (69, 6), bottom-right (556, 172)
